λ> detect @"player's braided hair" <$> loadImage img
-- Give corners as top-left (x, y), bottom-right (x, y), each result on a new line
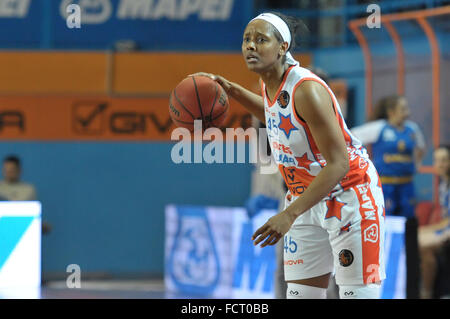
top-left (268, 12), bottom-right (309, 52)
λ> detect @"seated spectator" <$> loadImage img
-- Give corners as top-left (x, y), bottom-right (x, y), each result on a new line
top-left (435, 145), bottom-right (450, 219)
top-left (0, 155), bottom-right (37, 201)
top-left (419, 145), bottom-right (450, 298)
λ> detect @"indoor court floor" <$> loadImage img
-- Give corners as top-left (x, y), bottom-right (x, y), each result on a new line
top-left (0, 279), bottom-right (197, 299)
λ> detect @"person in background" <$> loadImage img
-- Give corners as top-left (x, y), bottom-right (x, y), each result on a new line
top-left (0, 155), bottom-right (51, 235)
top-left (0, 155), bottom-right (37, 201)
top-left (435, 145), bottom-right (450, 220)
top-left (351, 95), bottom-right (426, 218)
top-left (419, 145), bottom-right (450, 298)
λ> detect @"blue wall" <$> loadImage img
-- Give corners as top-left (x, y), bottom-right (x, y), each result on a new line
top-left (0, 142), bottom-right (252, 276)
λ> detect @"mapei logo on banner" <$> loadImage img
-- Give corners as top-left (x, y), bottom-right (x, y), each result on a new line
top-left (231, 209), bottom-right (276, 299)
top-left (60, 0), bottom-right (112, 24)
top-left (0, 0), bottom-right (30, 18)
top-left (59, 0), bottom-right (234, 23)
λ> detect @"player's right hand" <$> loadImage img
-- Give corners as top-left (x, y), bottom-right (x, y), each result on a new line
top-left (188, 72), bottom-right (233, 95)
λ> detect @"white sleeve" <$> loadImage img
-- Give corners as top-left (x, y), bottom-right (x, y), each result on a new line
top-left (350, 120), bottom-right (385, 145)
top-left (405, 121), bottom-right (426, 150)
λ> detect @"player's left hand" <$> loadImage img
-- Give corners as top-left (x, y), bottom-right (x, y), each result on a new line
top-left (251, 210), bottom-right (296, 247)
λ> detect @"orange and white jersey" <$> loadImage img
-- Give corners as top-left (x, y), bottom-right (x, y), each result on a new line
top-left (262, 65), bottom-right (370, 198)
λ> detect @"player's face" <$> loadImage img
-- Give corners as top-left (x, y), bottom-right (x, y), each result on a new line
top-left (2, 161), bottom-right (20, 183)
top-left (389, 97), bottom-right (410, 125)
top-left (434, 148), bottom-right (450, 178)
top-left (242, 20), bottom-right (285, 73)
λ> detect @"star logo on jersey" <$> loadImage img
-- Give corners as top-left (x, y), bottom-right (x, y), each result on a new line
top-left (324, 198), bottom-right (347, 221)
top-left (278, 112), bottom-right (298, 139)
top-left (295, 152), bottom-right (314, 171)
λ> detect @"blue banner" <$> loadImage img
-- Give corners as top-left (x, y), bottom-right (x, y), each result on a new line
top-left (0, 0), bottom-right (43, 48)
top-left (165, 205), bottom-right (408, 299)
top-left (165, 205), bottom-right (276, 298)
top-left (0, 0), bottom-right (251, 50)
top-left (0, 202), bottom-right (42, 291)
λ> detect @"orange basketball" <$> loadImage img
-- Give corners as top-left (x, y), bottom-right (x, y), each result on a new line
top-left (169, 75), bottom-right (229, 131)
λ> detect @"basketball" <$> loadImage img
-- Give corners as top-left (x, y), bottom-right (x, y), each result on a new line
top-left (169, 75), bottom-right (229, 131)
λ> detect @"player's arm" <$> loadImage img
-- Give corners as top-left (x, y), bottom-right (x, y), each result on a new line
top-left (414, 147), bottom-right (425, 170)
top-left (252, 80), bottom-right (350, 247)
top-left (350, 120), bottom-right (385, 146)
top-left (286, 81), bottom-right (350, 216)
top-left (189, 72), bottom-right (265, 123)
top-left (411, 122), bottom-right (426, 168)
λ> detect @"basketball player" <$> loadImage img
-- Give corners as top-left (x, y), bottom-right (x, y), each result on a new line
top-left (191, 12), bottom-right (385, 299)
top-left (351, 96), bottom-right (426, 218)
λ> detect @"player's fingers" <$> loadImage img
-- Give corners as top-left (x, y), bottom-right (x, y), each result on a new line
top-left (188, 72), bottom-right (216, 80)
top-left (261, 232), bottom-right (279, 247)
top-left (253, 228), bottom-right (272, 246)
top-left (252, 228), bottom-right (269, 243)
top-left (267, 233), bottom-right (282, 246)
top-left (213, 74), bottom-right (225, 82)
top-left (251, 224), bottom-right (268, 240)
top-left (187, 72), bottom-right (207, 77)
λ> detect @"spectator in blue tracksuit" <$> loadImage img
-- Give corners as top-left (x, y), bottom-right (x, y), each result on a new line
top-left (351, 95), bottom-right (426, 218)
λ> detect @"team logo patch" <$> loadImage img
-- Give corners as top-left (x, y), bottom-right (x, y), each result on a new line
top-left (397, 140), bottom-right (406, 152)
top-left (359, 157), bottom-right (368, 169)
top-left (343, 291), bottom-right (355, 297)
top-left (277, 90), bottom-right (290, 108)
top-left (364, 223), bottom-right (379, 243)
top-left (339, 249), bottom-right (354, 267)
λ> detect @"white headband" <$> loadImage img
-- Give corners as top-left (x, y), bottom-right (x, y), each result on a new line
top-left (249, 13), bottom-right (299, 66)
